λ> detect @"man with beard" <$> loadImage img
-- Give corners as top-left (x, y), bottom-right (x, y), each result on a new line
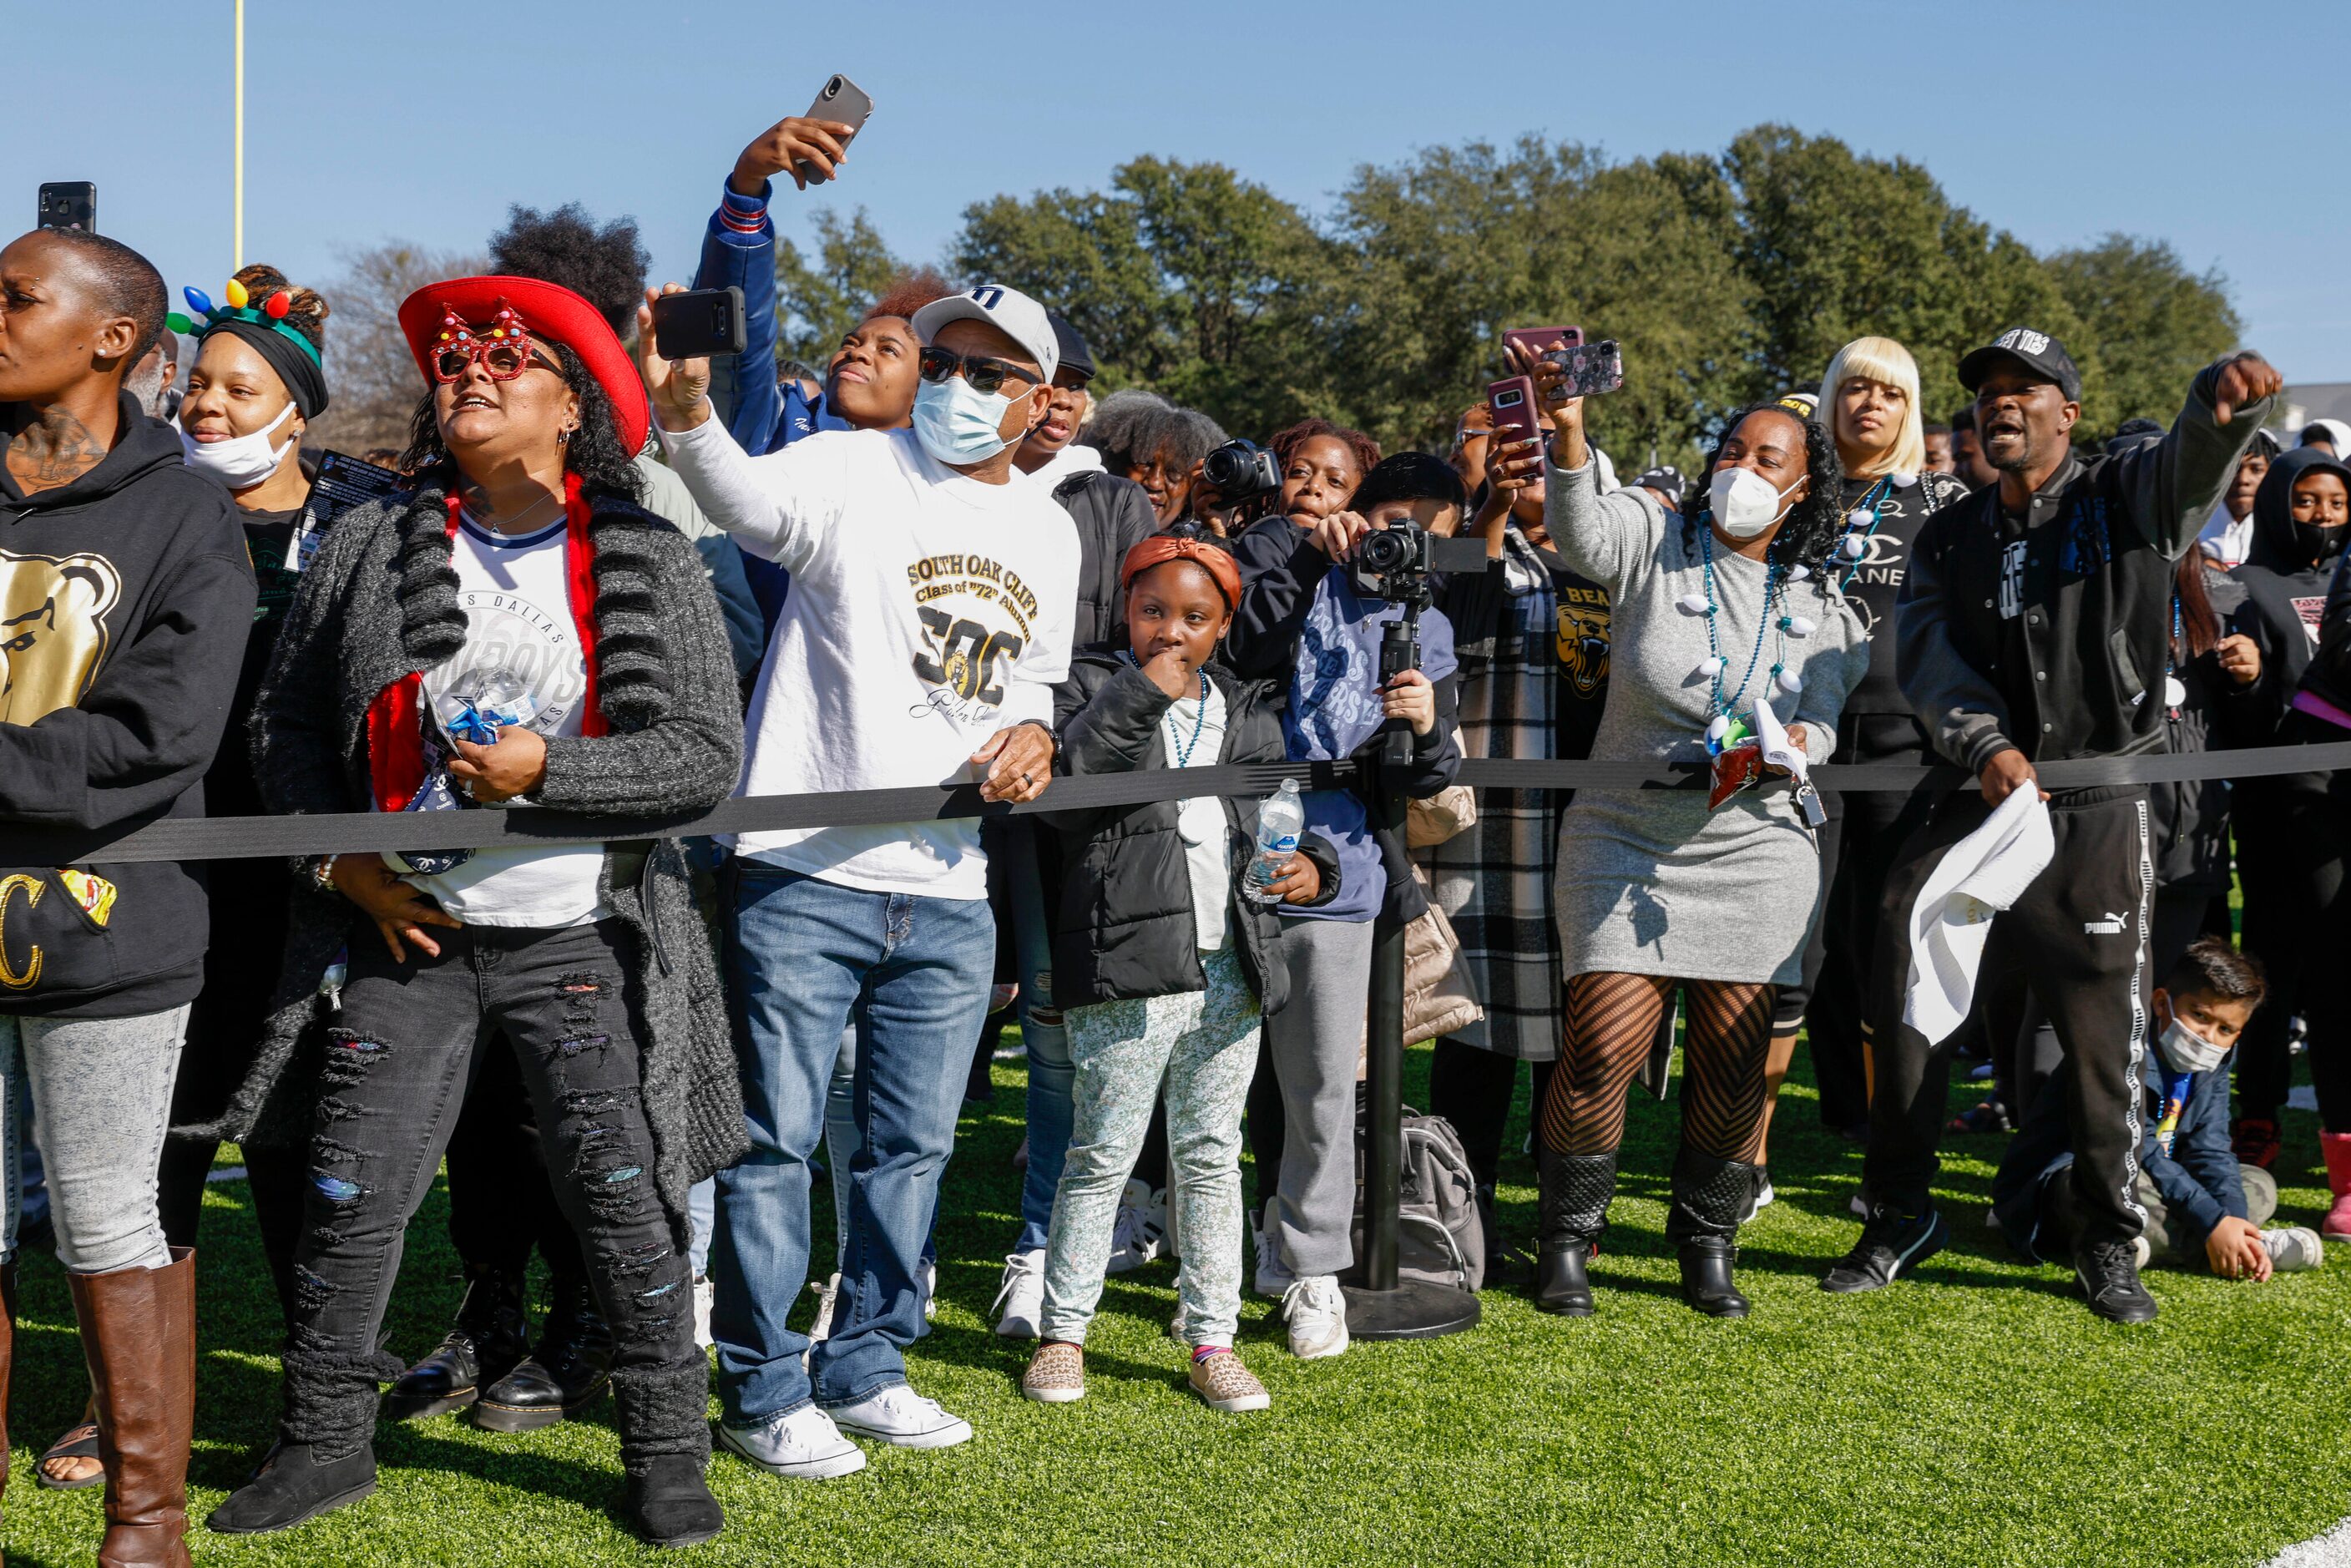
top-left (1823, 326), bottom-right (2280, 1324)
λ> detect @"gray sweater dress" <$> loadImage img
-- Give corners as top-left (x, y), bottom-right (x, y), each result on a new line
top-left (1545, 458), bottom-right (1870, 986)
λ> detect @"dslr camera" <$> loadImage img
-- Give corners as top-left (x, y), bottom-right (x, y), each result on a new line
top-left (1201, 438), bottom-right (1281, 499)
top-left (1350, 523), bottom-right (1433, 606)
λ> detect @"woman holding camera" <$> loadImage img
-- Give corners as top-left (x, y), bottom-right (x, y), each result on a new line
top-left (1226, 453), bottom-right (1463, 1361)
top-left (1502, 363), bottom-right (1868, 1319)
top-left (206, 276), bottom-right (744, 1548)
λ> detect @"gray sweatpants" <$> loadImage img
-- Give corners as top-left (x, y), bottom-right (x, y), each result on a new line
top-left (1267, 915), bottom-right (1374, 1278)
top-left (0, 1006), bottom-right (188, 1273)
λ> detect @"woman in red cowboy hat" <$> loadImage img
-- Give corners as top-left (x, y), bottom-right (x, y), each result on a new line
top-left (205, 276), bottom-right (746, 1549)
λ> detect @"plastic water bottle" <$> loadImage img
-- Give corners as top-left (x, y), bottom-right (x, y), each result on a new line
top-left (1246, 779), bottom-right (1305, 901)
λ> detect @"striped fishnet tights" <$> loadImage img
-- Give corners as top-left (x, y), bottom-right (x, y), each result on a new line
top-left (1538, 973), bottom-right (1777, 1162)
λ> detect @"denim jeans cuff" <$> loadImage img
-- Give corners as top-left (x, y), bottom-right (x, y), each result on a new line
top-left (724, 1393), bottom-right (815, 1429)
top-left (818, 1373), bottom-right (908, 1409)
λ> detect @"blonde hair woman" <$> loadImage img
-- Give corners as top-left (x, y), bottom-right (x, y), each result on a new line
top-left (1752, 336), bottom-right (1971, 1206)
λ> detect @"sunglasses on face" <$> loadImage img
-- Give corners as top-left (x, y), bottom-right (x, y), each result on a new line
top-left (432, 335), bottom-right (560, 384)
top-left (917, 346), bottom-right (1037, 396)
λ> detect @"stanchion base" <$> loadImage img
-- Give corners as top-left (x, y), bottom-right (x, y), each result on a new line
top-left (1340, 1280), bottom-right (1481, 1340)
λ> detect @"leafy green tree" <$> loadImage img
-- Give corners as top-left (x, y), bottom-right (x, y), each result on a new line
top-left (2046, 235), bottom-right (2243, 437)
top-left (772, 206), bottom-right (915, 367)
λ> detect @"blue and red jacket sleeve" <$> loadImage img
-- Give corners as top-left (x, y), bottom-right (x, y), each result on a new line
top-left (693, 180), bottom-right (783, 456)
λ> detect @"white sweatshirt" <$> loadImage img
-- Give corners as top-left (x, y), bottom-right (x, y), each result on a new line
top-left (660, 417), bottom-right (1077, 900)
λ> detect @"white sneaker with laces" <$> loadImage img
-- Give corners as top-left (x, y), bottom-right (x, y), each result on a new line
top-left (920, 1259), bottom-right (938, 1323)
top-left (2263, 1226), bottom-right (2326, 1272)
top-left (692, 1274), bottom-right (715, 1350)
top-left (1251, 1210), bottom-right (1293, 1297)
top-left (1105, 1179), bottom-right (1168, 1273)
top-left (1282, 1274), bottom-right (1349, 1360)
top-left (717, 1404), bottom-right (867, 1479)
top-left (828, 1383), bottom-right (973, 1449)
top-left (993, 1249), bottom-right (1046, 1338)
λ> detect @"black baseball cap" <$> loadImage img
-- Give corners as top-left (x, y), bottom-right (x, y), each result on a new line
top-left (1048, 311), bottom-right (1095, 381)
top-left (1959, 326), bottom-right (2081, 402)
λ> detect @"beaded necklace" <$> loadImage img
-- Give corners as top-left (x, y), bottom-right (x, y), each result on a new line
top-left (1834, 476), bottom-right (1897, 590)
top-left (1688, 526), bottom-right (1818, 751)
top-left (1122, 652), bottom-right (1211, 765)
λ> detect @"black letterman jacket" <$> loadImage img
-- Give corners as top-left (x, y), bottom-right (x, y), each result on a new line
top-left (1893, 360), bottom-right (2274, 774)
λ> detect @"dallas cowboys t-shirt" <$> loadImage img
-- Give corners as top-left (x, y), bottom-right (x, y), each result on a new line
top-left (385, 511), bottom-right (607, 928)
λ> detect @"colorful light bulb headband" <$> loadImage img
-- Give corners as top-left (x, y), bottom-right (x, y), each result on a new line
top-left (425, 299), bottom-right (552, 383)
top-left (163, 276), bottom-right (322, 367)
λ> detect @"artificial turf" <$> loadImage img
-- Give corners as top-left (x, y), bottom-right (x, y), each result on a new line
top-left (3, 1043), bottom-right (2343, 1568)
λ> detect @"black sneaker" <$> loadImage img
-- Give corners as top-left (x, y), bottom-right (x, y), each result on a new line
top-left (1819, 1205), bottom-right (1949, 1293)
top-left (2075, 1239), bottom-right (2158, 1324)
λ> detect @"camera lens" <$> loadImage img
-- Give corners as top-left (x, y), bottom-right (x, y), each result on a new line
top-left (1358, 530), bottom-right (1408, 571)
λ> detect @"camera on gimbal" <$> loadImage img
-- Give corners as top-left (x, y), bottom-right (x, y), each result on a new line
top-left (1350, 523), bottom-right (1435, 606)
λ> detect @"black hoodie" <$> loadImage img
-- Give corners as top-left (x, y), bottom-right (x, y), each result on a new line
top-left (0, 394), bottom-right (257, 1017)
top-left (2224, 446), bottom-right (2351, 743)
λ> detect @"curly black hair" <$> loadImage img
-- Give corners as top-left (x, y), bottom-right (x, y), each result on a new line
top-left (487, 203), bottom-right (650, 336)
top-left (398, 340), bottom-right (645, 505)
top-left (1684, 401), bottom-right (1846, 579)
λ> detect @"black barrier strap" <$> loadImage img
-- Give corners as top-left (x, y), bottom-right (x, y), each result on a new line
top-left (1, 743), bottom-right (2344, 867)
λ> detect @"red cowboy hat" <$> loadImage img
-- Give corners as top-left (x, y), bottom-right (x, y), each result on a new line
top-left (396, 275), bottom-right (649, 455)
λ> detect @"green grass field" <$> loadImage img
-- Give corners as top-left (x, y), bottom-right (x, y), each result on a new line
top-left (4, 1044), bottom-right (2343, 1568)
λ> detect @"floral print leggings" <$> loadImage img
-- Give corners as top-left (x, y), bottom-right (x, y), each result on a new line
top-left (1039, 948), bottom-right (1261, 1347)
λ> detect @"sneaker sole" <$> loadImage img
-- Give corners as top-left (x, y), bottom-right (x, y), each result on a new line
top-left (1289, 1331), bottom-right (1348, 1361)
top-left (206, 1476), bottom-right (377, 1535)
top-left (1196, 1390), bottom-right (1271, 1413)
top-left (832, 1415), bottom-right (973, 1449)
top-left (715, 1422), bottom-right (868, 1479)
top-left (473, 1384), bottom-right (609, 1433)
top-left (1021, 1383), bottom-right (1084, 1404)
top-left (635, 1519), bottom-right (723, 1550)
top-left (994, 1313), bottom-right (1042, 1339)
top-left (382, 1387), bottom-right (477, 1423)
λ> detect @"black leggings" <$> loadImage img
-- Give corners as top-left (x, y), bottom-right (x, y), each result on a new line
top-left (1540, 974), bottom-right (1777, 1161)
top-left (1428, 1039), bottom-right (1556, 1193)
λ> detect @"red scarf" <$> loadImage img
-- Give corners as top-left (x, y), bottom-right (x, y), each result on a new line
top-left (366, 473), bottom-right (608, 811)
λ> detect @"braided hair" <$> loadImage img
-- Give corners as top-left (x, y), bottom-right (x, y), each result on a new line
top-left (398, 340), bottom-right (645, 506)
top-left (1683, 402), bottom-right (1846, 579)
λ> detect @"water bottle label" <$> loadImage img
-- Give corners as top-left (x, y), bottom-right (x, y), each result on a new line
top-left (1269, 832), bottom-right (1298, 854)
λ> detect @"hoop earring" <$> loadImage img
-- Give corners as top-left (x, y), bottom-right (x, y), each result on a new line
top-left (559, 426), bottom-right (574, 445)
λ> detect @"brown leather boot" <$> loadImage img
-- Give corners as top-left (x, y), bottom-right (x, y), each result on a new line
top-left (70, 1247), bottom-right (195, 1568)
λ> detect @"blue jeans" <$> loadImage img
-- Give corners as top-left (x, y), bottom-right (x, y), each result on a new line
top-left (1008, 822), bottom-right (1072, 1255)
top-left (714, 861), bottom-right (994, 1420)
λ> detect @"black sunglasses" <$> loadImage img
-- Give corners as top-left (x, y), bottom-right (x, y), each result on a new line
top-left (918, 346), bottom-right (1038, 396)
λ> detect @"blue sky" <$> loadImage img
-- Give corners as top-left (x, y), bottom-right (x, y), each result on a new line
top-left (14, 1), bottom-right (2348, 383)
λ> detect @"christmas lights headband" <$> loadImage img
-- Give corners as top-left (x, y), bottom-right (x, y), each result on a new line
top-left (164, 276), bottom-right (322, 367)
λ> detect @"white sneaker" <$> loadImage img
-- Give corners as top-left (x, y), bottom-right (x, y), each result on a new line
top-left (692, 1274), bottom-right (715, 1351)
top-left (2132, 1235), bottom-right (2152, 1269)
top-left (993, 1249), bottom-right (1046, 1338)
top-left (717, 1404), bottom-right (867, 1479)
top-left (1739, 1169), bottom-right (1775, 1223)
top-left (808, 1272), bottom-right (842, 1344)
top-left (2263, 1226), bottom-right (2326, 1272)
top-left (1848, 1194), bottom-right (1870, 1219)
top-left (1105, 1179), bottom-right (1168, 1273)
top-left (1282, 1274), bottom-right (1349, 1360)
top-left (828, 1383), bottom-right (973, 1449)
top-left (1251, 1210), bottom-right (1293, 1297)
top-left (920, 1259), bottom-right (938, 1323)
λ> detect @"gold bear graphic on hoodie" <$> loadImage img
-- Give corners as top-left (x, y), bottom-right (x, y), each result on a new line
top-left (0, 551), bottom-right (123, 723)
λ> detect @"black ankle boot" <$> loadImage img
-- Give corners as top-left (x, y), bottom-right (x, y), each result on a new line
top-left (477, 1273), bottom-right (614, 1433)
top-left (1666, 1149), bottom-right (1757, 1319)
top-left (385, 1265), bottom-right (528, 1420)
top-left (626, 1454), bottom-right (724, 1548)
top-left (1534, 1149), bottom-right (1616, 1316)
top-left (206, 1440), bottom-right (377, 1534)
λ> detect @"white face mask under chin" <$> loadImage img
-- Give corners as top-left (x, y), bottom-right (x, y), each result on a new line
top-left (174, 401), bottom-right (298, 489)
top-left (1707, 463), bottom-right (1802, 540)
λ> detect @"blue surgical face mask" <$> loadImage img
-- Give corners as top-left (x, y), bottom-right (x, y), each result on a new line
top-left (913, 374), bottom-right (1017, 465)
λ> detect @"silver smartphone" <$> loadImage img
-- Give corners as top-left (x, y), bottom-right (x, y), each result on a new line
top-left (797, 75), bottom-right (873, 186)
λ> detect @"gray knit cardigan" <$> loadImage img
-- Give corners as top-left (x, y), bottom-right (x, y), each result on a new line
top-left (197, 476), bottom-right (750, 1221)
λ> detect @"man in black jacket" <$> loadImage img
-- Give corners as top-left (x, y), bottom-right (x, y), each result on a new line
top-left (0, 225), bottom-right (255, 1562)
top-left (1822, 326), bottom-right (2279, 1324)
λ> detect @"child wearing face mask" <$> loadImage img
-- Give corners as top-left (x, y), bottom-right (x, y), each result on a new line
top-left (1990, 938), bottom-right (2324, 1278)
top-left (1019, 536), bottom-right (1338, 1414)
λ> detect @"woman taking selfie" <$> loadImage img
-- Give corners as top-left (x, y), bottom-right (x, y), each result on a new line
top-left (1764, 338), bottom-right (1971, 1167)
top-left (1499, 365), bottom-right (1867, 1318)
top-left (206, 276), bottom-right (745, 1548)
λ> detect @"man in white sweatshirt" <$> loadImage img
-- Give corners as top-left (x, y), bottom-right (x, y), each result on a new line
top-left (638, 271), bottom-right (1074, 1474)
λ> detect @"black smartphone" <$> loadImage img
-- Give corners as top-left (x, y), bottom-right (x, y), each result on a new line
top-left (652, 286), bottom-right (747, 360)
top-left (37, 181), bottom-right (97, 232)
top-left (1545, 339), bottom-right (1625, 397)
top-left (796, 74), bottom-right (874, 186)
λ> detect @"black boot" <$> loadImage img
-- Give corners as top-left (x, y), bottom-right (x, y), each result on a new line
top-left (206, 1440), bottom-right (377, 1535)
top-left (1533, 1150), bottom-right (1615, 1317)
top-left (625, 1455), bottom-right (723, 1549)
top-left (476, 1273), bottom-right (614, 1433)
top-left (384, 1266), bottom-right (528, 1421)
top-left (1667, 1149), bottom-right (1756, 1318)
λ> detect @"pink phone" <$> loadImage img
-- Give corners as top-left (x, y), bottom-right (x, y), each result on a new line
top-left (1487, 375), bottom-right (1541, 448)
top-left (1503, 325), bottom-right (1581, 367)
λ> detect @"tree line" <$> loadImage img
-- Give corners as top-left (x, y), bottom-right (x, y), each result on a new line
top-left (309, 124), bottom-right (2242, 468)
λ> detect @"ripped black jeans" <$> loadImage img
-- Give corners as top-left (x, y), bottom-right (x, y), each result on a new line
top-left (284, 918), bottom-right (706, 1472)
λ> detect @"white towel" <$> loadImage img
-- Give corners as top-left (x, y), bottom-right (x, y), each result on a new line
top-left (1900, 787), bottom-right (2055, 1046)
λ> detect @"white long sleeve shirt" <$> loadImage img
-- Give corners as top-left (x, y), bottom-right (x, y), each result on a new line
top-left (660, 417), bottom-right (1077, 900)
